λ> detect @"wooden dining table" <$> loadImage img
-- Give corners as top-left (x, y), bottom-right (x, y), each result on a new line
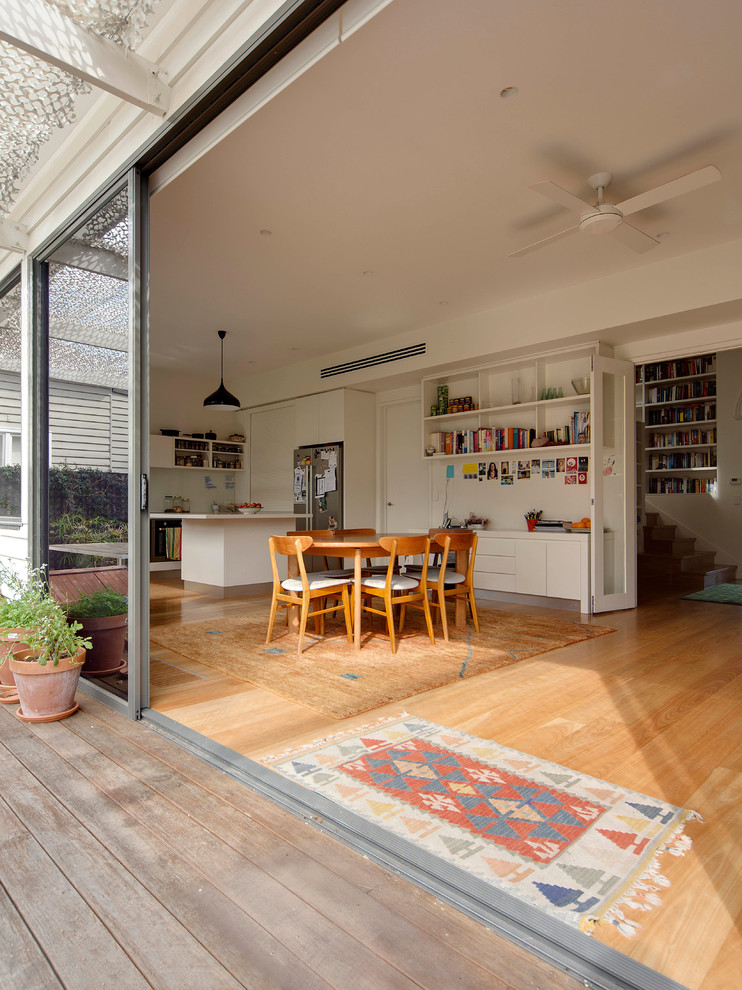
top-left (286, 531), bottom-right (469, 650)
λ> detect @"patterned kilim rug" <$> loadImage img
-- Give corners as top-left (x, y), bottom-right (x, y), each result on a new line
top-left (265, 716), bottom-right (699, 937)
top-left (682, 583), bottom-right (742, 605)
top-left (150, 609), bottom-right (614, 719)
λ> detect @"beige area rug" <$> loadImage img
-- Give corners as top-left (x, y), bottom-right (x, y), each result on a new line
top-left (150, 609), bottom-right (615, 719)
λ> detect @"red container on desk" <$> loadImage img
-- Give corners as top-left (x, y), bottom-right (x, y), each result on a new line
top-left (526, 518), bottom-right (537, 532)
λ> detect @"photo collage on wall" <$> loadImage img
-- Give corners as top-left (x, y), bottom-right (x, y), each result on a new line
top-left (463, 455), bottom-right (589, 485)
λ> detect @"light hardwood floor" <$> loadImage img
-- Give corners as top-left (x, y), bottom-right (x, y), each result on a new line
top-left (149, 573), bottom-right (742, 990)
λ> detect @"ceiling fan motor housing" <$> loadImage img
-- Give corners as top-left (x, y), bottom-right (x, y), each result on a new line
top-left (579, 204), bottom-right (623, 234)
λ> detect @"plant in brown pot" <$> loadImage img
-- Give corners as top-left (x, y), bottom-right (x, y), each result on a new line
top-left (0, 563), bottom-right (53, 705)
top-left (63, 587), bottom-right (128, 677)
top-left (3, 567), bottom-right (90, 722)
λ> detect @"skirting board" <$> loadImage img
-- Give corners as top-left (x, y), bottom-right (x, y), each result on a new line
top-left (475, 588), bottom-right (585, 613)
top-left (183, 579), bottom-right (273, 598)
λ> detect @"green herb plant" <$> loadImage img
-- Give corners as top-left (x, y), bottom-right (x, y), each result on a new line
top-left (64, 587), bottom-right (128, 618)
top-left (0, 563), bottom-right (90, 667)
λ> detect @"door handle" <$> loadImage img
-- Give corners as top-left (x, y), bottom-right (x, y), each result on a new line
top-left (386, 501), bottom-right (393, 506)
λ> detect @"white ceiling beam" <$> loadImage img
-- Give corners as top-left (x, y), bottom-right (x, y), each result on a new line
top-left (52, 241), bottom-right (128, 281)
top-left (0, 223), bottom-right (29, 254)
top-left (0, 0), bottom-right (169, 115)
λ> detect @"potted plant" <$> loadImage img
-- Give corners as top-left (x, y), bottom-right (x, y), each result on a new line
top-left (63, 587), bottom-right (128, 676)
top-left (0, 562), bottom-right (54, 704)
top-left (0, 565), bottom-right (91, 722)
top-left (464, 512), bottom-right (489, 531)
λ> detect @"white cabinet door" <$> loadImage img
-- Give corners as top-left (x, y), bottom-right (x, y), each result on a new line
top-left (318, 390), bottom-right (345, 442)
top-left (515, 540), bottom-right (546, 595)
top-left (150, 435), bottom-right (173, 468)
top-left (546, 541), bottom-right (581, 600)
top-left (295, 390), bottom-right (345, 446)
top-left (294, 395), bottom-right (320, 446)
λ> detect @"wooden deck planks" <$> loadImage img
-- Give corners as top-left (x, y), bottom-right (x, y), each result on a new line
top-left (0, 695), bottom-right (584, 990)
top-left (0, 874), bottom-right (64, 989)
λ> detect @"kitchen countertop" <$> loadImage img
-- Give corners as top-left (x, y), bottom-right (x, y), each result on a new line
top-left (150, 512), bottom-right (309, 520)
top-left (473, 528), bottom-right (590, 538)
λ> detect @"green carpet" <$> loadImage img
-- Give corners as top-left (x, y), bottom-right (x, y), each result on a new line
top-left (682, 583), bottom-right (742, 604)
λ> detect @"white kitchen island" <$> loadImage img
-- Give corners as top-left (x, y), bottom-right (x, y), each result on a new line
top-left (159, 512), bottom-right (308, 597)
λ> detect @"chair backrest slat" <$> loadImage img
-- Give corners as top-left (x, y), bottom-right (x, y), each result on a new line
top-left (376, 535), bottom-right (430, 587)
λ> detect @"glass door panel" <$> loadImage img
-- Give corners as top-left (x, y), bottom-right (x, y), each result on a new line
top-left (591, 354), bottom-right (636, 612)
top-left (46, 187), bottom-right (133, 701)
top-left (0, 280), bottom-right (23, 526)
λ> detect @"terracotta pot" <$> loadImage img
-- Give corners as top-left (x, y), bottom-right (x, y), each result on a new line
top-left (71, 613), bottom-right (127, 675)
top-left (0, 628), bottom-right (31, 703)
top-left (10, 647), bottom-right (86, 721)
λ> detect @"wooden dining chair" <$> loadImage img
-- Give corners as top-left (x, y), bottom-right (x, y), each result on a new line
top-left (426, 531), bottom-right (479, 641)
top-left (355, 535), bottom-right (434, 653)
top-left (285, 528), bottom-right (337, 575)
top-left (405, 527), bottom-right (459, 574)
top-left (266, 535), bottom-right (353, 655)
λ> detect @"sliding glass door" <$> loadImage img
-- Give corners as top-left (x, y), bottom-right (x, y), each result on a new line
top-left (40, 172), bottom-right (148, 716)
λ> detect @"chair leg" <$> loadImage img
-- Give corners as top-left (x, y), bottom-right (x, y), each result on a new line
top-left (421, 593), bottom-right (435, 645)
top-left (341, 585), bottom-right (353, 642)
top-left (298, 596), bottom-right (311, 655)
top-left (398, 603), bottom-right (407, 632)
top-left (265, 593), bottom-right (279, 645)
top-left (315, 597), bottom-right (325, 636)
top-left (384, 589), bottom-right (397, 653)
top-left (437, 588), bottom-right (450, 642)
top-left (468, 588), bottom-right (479, 632)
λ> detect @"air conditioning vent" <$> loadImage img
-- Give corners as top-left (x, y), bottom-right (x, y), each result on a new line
top-left (320, 343), bottom-right (426, 379)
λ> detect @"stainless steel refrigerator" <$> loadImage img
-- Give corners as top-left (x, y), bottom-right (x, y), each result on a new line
top-left (293, 443), bottom-right (344, 534)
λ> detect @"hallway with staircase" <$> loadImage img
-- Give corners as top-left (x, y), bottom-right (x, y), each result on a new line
top-left (639, 510), bottom-right (738, 593)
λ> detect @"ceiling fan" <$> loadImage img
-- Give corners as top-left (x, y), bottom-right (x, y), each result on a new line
top-left (510, 165), bottom-right (721, 258)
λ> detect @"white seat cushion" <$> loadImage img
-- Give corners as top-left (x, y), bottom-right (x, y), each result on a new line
top-left (361, 574), bottom-right (420, 592)
top-left (282, 576), bottom-right (352, 592)
top-left (423, 567), bottom-right (466, 583)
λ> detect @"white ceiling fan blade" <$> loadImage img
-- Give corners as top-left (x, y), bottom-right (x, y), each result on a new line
top-left (616, 165), bottom-right (721, 216)
top-left (509, 225), bottom-right (579, 258)
top-left (529, 180), bottom-right (594, 214)
top-left (609, 221), bottom-right (660, 253)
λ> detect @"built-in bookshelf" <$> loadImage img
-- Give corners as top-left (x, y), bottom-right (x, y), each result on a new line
top-left (636, 353), bottom-right (717, 495)
top-left (421, 345), bottom-right (594, 460)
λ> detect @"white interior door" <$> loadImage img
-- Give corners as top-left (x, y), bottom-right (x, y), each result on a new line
top-left (591, 354), bottom-right (637, 612)
top-left (381, 399), bottom-right (430, 532)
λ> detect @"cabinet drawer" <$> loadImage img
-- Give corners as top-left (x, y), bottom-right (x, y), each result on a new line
top-left (475, 556), bottom-right (516, 575)
top-left (475, 573), bottom-right (516, 593)
top-left (477, 538), bottom-right (515, 557)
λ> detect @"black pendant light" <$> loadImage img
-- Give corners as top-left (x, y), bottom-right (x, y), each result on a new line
top-left (203, 330), bottom-right (241, 411)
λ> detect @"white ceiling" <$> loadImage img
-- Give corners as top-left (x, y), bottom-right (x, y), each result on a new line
top-left (149, 0), bottom-right (742, 380)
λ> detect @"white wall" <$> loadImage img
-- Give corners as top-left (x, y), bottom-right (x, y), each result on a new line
top-left (228, 239), bottom-right (742, 410)
top-left (150, 366), bottom-right (238, 438)
top-left (430, 456), bottom-right (591, 533)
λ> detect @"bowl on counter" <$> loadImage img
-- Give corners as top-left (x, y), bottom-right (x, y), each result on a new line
top-left (237, 506), bottom-right (262, 514)
top-left (571, 376), bottom-right (590, 395)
